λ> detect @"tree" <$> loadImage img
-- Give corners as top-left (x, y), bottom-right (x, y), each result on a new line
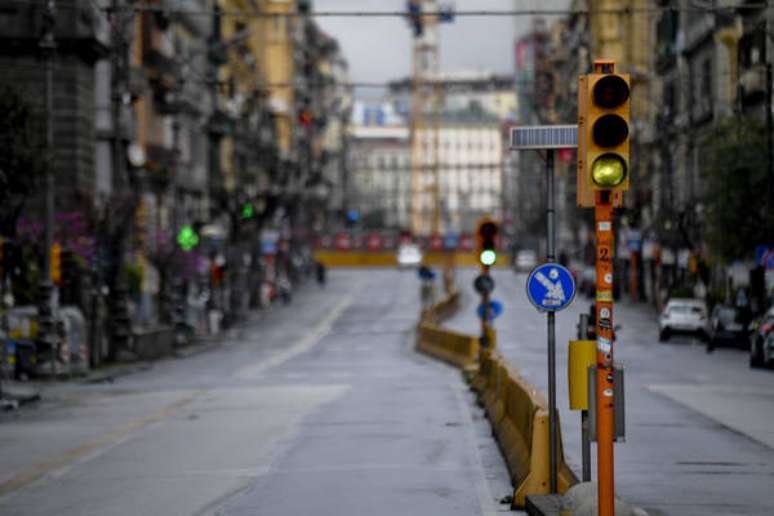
top-left (702, 116), bottom-right (769, 262)
top-left (0, 85), bottom-right (46, 237)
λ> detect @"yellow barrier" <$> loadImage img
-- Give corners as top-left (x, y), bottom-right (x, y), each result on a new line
top-left (568, 339), bottom-right (596, 411)
top-left (314, 251), bottom-right (511, 268)
top-left (413, 287), bottom-right (577, 509)
top-left (470, 347), bottom-right (492, 394)
top-left (483, 356), bottom-right (507, 426)
top-left (415, 321), bottom-right (479, 369)
top-left (472, 351), bottom-right (577, 508)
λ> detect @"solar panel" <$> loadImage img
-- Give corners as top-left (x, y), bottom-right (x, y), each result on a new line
top-left (510, 125), bottom-right (578, 149)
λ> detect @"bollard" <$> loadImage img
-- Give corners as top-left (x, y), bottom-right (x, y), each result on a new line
top-left (568, 339), bottom-right (596, 482)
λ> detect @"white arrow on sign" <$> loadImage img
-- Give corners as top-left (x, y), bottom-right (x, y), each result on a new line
top-left (535, 270), bottom-right (566, 304)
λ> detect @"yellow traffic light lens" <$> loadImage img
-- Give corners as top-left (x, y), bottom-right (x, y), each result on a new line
top-left (591, 154), bottom-right (627, 187)
top-left (593, 75), bottom-right (630, 108)
top-left (592, 114), bottom-right (629, 147)
top-left (480, 249), bottom-right (497, 266)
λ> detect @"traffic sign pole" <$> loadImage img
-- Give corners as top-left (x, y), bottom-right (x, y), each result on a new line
top-left (546, 149), bottom-right (558, 493)
top-left (595, 190), bottom-right (615, 516)
top-left (511, 124), bottom-right (578, 497)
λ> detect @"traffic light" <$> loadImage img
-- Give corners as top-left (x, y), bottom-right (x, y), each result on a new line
top-left (51, 243), bottom-right (62, 286)
top-left (298, 109), bottom-right (313, 129)
top-left (177, 225), bottom-right (199, 252)
top-left (242, 202), bottom-right (254, 219)
top-left (476, 219), bottom-right (499, 267)
top-left (578, 60), bottom-right (630, 206)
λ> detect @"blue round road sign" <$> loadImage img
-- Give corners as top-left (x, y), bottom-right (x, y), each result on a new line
top-left (526, 263), bottom-right (576, 312)
top-left (477, 300), bottom-right (503, 321)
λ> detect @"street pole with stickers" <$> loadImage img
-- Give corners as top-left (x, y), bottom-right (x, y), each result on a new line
top-left (577, 60), bottom-right (631, 516)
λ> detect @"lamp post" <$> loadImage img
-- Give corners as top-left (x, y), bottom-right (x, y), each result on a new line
top-left (37, 0), bottom-right (57, 374)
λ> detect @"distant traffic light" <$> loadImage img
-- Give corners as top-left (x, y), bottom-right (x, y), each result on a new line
top-left (51, 243), bottom-right (62, 286)
top-left (177, 225), bottom-right (199, 252)
top-left (242, 202), bottom-right (254, 219)
top-left (577, 60), bottom-right (630, 205)
top-left (299, 109), bottom-right (313, 128)
top-left (476, 219), bottom-right (499, 267)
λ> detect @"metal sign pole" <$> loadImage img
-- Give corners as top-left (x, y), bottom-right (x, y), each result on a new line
top-left (595, 191), bottom-right (616, 516)
top-left (546, 149), bottom-right (558, 493)
top-left (512, 127), bottom-right (578, 495)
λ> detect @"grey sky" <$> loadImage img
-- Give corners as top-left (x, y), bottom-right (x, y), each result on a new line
top-left (314, 0), bottom-right (569, 95)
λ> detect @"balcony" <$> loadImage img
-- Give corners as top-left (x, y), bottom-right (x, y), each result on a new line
top-left (683, 14), bottom-right (715, 53)
top-left (738, 63), bottom-right (767, 105)
top-left (0, 0), bottom-right (109, 60)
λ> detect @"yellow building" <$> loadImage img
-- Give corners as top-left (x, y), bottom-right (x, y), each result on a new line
top-left (219, 0), bottom-right (298, 194)
top-left (256, 0), bottom-right (296, 160)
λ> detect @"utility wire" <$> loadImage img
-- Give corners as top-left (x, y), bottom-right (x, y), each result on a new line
top-left (7, 0), bottom-right (774, 17)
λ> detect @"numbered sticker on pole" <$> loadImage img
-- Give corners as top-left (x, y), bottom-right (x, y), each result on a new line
top-left (526, 263), bottom-right (576, 312)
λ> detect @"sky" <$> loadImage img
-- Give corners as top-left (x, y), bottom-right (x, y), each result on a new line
top-left (314, 0), bottom-right (570, 97)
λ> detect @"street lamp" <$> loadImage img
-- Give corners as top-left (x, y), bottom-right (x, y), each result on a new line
top-left (37, 0), bottom-right (57, 375)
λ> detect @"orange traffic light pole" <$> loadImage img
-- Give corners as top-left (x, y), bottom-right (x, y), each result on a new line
top-left (476, 219), bottom-right (498, 348)
top-left (595, 190), bottom-right (615, 516)
top-left (480, 261), bottom-right (490, 345)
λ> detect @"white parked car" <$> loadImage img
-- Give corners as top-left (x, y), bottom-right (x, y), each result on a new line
top-left (396, 244), bottom-right (422, 268)
top-left (658, 298), bottom-right (708, 341)
top-left (514, 249), bottom-right (538, 272)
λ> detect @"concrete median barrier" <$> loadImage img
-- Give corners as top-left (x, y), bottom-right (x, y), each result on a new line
top-left (426, 290), bottom-right (460, 323)
top-left (414, 289), bottom-right (577, 509)
top-left (415, 321), bottom-right (479, 369)
top-left (470, 347), bottom-right (492, 393)
top-left (471, 350), bottom-right (577, 508)
top-left (482, 355), bottom-right (507, 426)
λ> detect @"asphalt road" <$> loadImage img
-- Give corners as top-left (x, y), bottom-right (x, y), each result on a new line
top-left (3, 267), bottom-right (774, 516)
top-left (0, 270), bottom-right (513, 516)
top-left (447, 268), bottom-right (774, 516)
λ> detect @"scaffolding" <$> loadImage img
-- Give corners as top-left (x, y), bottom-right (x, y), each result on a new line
top-left (408, 0), bottom-right (443, 236)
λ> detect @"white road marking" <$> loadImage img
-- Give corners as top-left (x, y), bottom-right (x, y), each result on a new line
top-left (235, 296), bottom-right (353, 379)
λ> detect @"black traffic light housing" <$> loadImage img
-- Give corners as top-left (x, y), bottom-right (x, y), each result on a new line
top-left (477, 219), bottom-right (499, 267)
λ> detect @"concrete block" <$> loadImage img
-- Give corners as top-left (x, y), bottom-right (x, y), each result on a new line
top-left (560, 482), bottom-right (649, 516)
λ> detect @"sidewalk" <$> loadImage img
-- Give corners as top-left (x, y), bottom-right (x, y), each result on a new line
top-left (0, 320), bottom-right (239, 411)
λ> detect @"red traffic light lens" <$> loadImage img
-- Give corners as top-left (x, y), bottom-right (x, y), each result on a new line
top-left (593, 75), bottom-right (629, 108)
top-left (592, 114), bottom-right (629, 147)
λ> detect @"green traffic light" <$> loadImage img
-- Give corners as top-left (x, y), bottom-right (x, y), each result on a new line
top-left (480, 249), bottom-right (497, 266)
top-left (242, 203), bottom-right (254, 219)
top-left (177, 225), bottom-right (199, 252)
top-left (591, 153), bottom-right (627, 187)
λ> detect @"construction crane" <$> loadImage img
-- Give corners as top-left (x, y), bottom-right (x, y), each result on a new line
top-left (407, 1), bottom-right (453, 236)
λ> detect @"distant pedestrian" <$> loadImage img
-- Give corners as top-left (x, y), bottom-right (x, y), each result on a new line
top-left (315, 260), bottom-right (326, 287)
